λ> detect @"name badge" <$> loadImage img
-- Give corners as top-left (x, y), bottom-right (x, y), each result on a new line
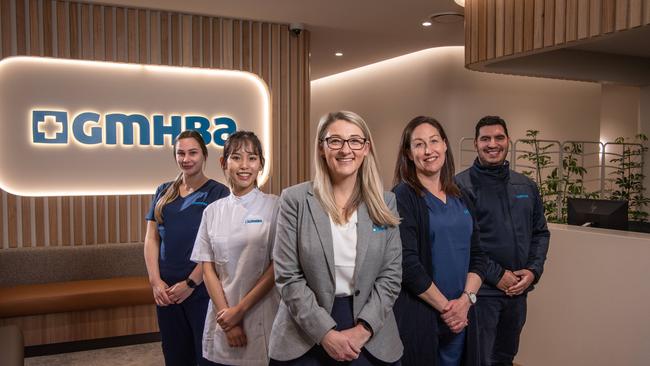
top-left (245, 218), bottom-right (264, 224)
top-left (515, 194), bottom-right (529, 199)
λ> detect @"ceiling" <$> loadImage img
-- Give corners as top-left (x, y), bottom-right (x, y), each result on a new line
top-left (85, 0), bottom-right (466, 79)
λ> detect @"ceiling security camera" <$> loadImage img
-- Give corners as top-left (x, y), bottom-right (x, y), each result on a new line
top-left (289, 23), bottom-right (304, 36)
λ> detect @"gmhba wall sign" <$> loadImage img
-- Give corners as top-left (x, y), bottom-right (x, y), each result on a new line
top-left (0, 57), bottom-right (271, 196)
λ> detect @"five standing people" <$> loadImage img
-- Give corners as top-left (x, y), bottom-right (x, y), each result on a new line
top-left (455, 116), bottom-right (550, 366)
top-left (145, 113), bottom-right (549, 366)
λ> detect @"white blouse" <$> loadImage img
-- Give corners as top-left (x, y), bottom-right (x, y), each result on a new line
top-left (330, 210), bottom-right (358, 296)
top-left (191, 188), bottom-right (280, 366)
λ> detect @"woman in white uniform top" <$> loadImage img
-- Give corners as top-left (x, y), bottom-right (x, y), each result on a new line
top-left (191, 131), bottom-right (279, 366)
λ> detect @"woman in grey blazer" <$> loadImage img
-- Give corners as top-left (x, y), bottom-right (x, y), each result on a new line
top-left (269, 111), bottom-right (404, 365)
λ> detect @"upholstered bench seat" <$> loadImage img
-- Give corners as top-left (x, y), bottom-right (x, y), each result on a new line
top-left (0, 276), bottom-right (152, 318)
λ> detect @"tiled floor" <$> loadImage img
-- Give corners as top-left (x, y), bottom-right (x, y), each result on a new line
top-left (25, 342), bottom-right (164, 366)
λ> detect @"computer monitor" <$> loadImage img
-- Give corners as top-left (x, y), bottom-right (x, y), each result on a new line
top-left (567, 198), bottom-right (628, 230)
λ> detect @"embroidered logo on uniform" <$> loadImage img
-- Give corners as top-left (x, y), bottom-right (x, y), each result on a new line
top-left (372, 225), bottom-right (387, 232)
top-left (515, 194), bottom-right (529, 199)
top-left (463, 209), bottom-right (470, 215)
top-left (192, 201), bottom-right (209, 206)
top-left (245, 219), bottom-right (263, 224)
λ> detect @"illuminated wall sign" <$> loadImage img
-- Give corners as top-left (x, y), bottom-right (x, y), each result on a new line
top-left (0, 57), bottom-right (271, 196)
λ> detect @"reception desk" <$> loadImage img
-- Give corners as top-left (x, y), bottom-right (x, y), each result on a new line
top-left (516, 224), bottom-right (650, 366)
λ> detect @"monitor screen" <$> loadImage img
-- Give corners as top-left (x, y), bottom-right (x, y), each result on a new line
top-left (567, 198), bottom-right (628, 231)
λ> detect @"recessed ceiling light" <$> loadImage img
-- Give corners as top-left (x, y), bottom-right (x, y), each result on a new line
top-left (335, 52), bottom-right (343, 57)
top-left (422, 21), bottom-right (432, 27)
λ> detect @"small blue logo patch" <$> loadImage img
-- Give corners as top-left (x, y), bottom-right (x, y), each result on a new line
top-left (372, 225), bottom-right (387, 232)
top-left (463, 209), bottom-right (470, 215)
top-left (192, 201), bottom-right (208, 206)
top-left (515, 194), bottom-right (529, 199)
top-left (245, 219), bottom-right (263, 224)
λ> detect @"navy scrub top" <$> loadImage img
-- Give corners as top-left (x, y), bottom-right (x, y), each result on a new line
top-left (146, 179), bottom-right (229, 284)
top-left (425, 192), bottom-right (473, 300)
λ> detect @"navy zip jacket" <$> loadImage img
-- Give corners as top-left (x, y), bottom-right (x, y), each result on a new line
top-left (455, 159), bottom-right (550, 297)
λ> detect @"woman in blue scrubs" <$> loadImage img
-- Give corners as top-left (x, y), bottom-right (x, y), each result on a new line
top-left (392, 116), bottom-right (487, 366)
top-left (144, 130), bottom-right (229, 366)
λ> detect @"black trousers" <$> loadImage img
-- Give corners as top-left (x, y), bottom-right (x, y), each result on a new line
top-left (475, 295), bottom-right (527, 366)
top-left (270, 297), bottom-right (399, 366)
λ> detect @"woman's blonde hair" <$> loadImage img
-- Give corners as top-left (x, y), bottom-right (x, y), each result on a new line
top-left (313, 111), bottom-right (399, 227)
top-left (154, 130), bottom-right (208, 223)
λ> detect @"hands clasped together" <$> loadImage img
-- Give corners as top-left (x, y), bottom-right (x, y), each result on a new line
top-left (497, 269), bottom-right (534, 297)
top-left (151, 279), bottom-right (194, 306)
top-left (440, 296), bottom-right (471, 334)
top-left (321, 324), bottom-right (372, 362)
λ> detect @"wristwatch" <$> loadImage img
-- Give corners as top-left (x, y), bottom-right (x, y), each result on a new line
top-left (186, 278), bottom-right (197, 289)
top-left (463, 291), bottom-right (477, 305)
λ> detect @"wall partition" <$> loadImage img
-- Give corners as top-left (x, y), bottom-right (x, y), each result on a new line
top-left (0, 0), bottom-right (311, 249)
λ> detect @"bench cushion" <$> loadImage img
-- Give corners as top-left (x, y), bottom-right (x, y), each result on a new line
top-left (0, 276), bottom-right (153, 318)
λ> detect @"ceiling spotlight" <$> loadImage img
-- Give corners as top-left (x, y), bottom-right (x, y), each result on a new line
top-left (422, 21), bottom-right (432, 27)
top-left (335, 52), bottom-right (343, 57)
top-left (455, 0), bottom-right (465, 6)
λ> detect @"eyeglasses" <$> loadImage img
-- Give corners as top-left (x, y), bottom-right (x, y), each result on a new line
top-left (321, 137), bottom-right (368, 150)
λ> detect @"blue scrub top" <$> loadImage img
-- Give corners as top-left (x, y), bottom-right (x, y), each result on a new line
top-left (425, 192), bottom-right (473, 300)
top-left (146, 179), bottom-right (229, 284)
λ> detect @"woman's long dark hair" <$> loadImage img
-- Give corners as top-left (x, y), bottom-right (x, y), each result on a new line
top-left (221, 130), bottom-right (265, 187)
top-left (393, 116), bottom-right (460, 197)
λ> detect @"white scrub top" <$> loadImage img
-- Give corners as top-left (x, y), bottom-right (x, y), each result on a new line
top-left (191, 188), bottom-right (280, 366)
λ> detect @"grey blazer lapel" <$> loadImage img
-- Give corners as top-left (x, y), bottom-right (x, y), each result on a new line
top-left (354, 202), bottom-right (372, 285)
top-left (306, 191), bottom-right (335, 282)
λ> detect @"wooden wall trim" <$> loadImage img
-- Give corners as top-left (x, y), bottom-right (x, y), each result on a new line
top-left (0, 0), bottom-right (310, 249)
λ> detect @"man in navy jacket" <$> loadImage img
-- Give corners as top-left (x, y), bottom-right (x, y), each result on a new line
top-left (455, 116), bottom-right (550, 366)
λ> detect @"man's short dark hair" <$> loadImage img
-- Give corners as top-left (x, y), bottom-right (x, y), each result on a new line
top-left (475, 115), bottom-right (509, 140)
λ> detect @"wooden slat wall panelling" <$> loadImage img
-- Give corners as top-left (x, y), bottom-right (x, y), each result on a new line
top-left (115, 7), bottom-right (126, 61)
top-left (48, 197), bottom-right (58, 246)
top-left (478, 0), bottom-right (487, 60)
top-left (289, 30), bottom-right (298, 184)
top-left (523, 0), bottom-right (535, 51)
top-left (645, 0), bottom-right (650, 24)
top-left (15, 0), bottom-right (25, 54)
top-left (1, 0), bottom-right (11, 56)
top-left (160, 12), bottom-right (168, 65)
top-left (35, 197), bottom-right (44, 246)
top-left (201, 16), bottom-right (210, 67)
top-left (57, 0), bottom-right (67, 58)
top-left (140, 195), bottom-right (149, 242)
top-left (261, 23), bottom-right (269, 83)
top-left (211, 18), bottom-right (220, 68)
top-left (554, 0), bottom-right (566, 44)
top-left (118, 196), bottom-right (128, 243)
top-left (150, 11), bottom-right (160, 64)
top-left (61, 197), bottom-right (71, 245)
top-left (92, 4), bottom-right (102, 59)
top-left (73, 197), bottom-right (83, 245)
top-left (486, 0), bottom-right (495, 59)
top-left (242, 20), bottom-right (250, 71)
top-left (80, 3), bottom-right (91, 59)
top-left (181, 14), bottom-right (190, 66)
top-left (127, 8), bottom-right (136, 63)
top-left (602, 0), bottom-right (616, 33)
top-left (21, 197), bottom-right (31, 246)
top-left (252, 22), bottom-right (260, 75)
top-left (577, 0), bottom-right (590, 39)
top-left (233, 20), bottom-right (241, 70)
top-left (566, 0), bottom-right (578, 42)
top-left (543, 0), bottom-right (555, 46)
top-left (270, 24), bottom-right (280, 193)
top-left (138, 9), bottom-right (146, 63)
top-left (103, 5), bottom-right (113, 61)
top-left (1, 191), bottom-right (4, 248)
top-left (42, 0), bottom-right (52, 56)
top-left (84, 196), bottom-right (95, 244)
top-left (464, 0), bottom-right (470, 62)
top-left (590, 0), bottom-right (602, 36)
top-left (170, 13), bottom-right (179, 66)
top-left (29, 0), bottom-right (38, 55)
top-left (129, 196), bottom-right (139, 242)
top-left (470, 0), bottom-right (479, 62)
top-left (191, 15), bottom-right (200, 66)
top-left (69, 1), bottom-right (79, 58)
top-left (7, 194), bottom-right (17, 248)
top-left (615, 0), bottom-right (629, 30)
top-left (279, 26), bottom-right (289, 188)
top-left (504, 0), bottom-right (514, 55)
top-left (495, 0), bottom-right (505, 57)
top-left (107, 196), bottom-right (116, 243)
top-left (302, 31), bottom-right (310, 183)
top-left (222, 19), bottom-right (232, 69)
top-left (628, 0), bottom-right (641, 27)
top-left (96, 196), bottom-right (106, 244)
top-left (533, 0), bottom-right (544, 48)
top-left (513, 0), bottom-right (524, 53)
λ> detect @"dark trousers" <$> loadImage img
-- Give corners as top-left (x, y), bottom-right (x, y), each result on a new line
top-left (475, 295), bottom-right (527, 366)
top-left (156, 285), bottom-right (212, 366)
top-left (269, 297), bottom-right (399, 366)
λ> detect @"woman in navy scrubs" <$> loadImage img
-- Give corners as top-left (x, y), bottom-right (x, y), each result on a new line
top-left (144, 130), bottom-right (229, 366)
top-left (392, 116), bottom-right (487, 366)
